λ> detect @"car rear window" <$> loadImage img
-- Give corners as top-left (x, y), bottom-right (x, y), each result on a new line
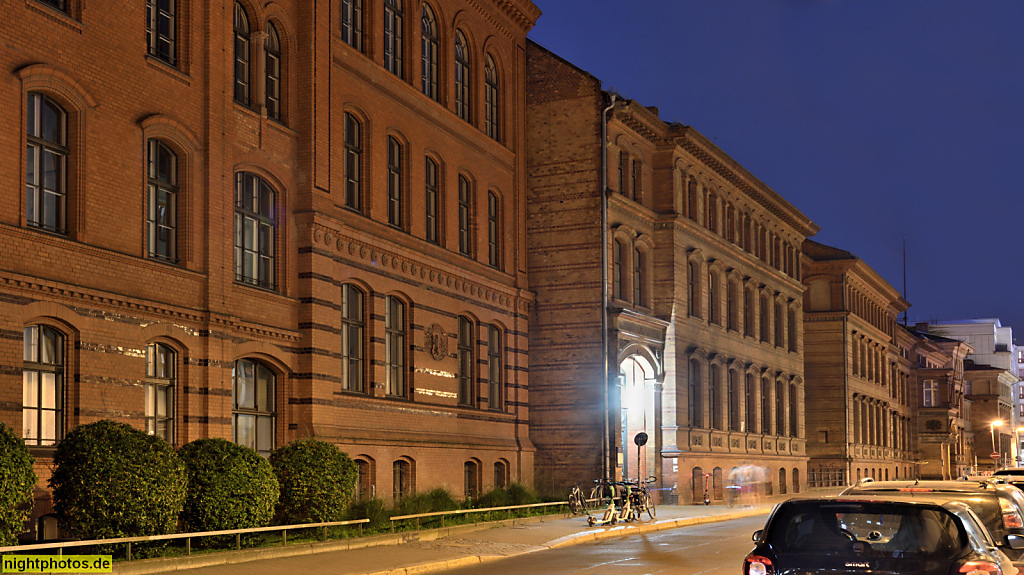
top-left (768, 501), bottom-right (965, 559)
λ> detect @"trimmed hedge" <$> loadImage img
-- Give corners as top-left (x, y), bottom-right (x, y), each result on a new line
top-left (49, 420), bottom-right (186, 540)
top-left (178, 438), bottom-right (278, 534)
top-left (270, 439), bottom-right (357, 524)
top-left (0, 423), bottom-right (36, 545)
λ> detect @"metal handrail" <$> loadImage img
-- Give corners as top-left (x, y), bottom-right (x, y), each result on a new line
top-left (0, 518), bottom-right (370, 561)
top-left (389, 500), bottom-right (569, 530)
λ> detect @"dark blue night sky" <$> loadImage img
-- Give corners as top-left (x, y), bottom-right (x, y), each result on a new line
top-left (529, 1), bottom-right (1024, 336)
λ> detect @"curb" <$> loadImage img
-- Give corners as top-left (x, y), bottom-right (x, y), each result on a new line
top-left (361, 506), bottom-right (773, 575)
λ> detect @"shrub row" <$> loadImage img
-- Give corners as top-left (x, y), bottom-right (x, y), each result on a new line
top-left (3, 420), bottom-right (357, 543)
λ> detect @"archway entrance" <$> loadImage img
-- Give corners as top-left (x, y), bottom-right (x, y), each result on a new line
top-left (620, 355), bottom-right (657, 482)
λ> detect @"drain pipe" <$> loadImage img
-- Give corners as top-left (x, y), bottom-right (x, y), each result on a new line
top-left (601, 93), bottom-right (617, 481)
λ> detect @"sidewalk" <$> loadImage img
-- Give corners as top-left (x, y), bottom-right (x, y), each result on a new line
top-left (114, 502), bottom-right (778, 575)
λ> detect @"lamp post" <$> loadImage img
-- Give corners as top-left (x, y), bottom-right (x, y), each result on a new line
top-left (991, 419), bottom-right (1004, 470)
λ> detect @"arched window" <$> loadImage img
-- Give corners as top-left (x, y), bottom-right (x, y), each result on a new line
top-left (729, 369), bottom-right (741, 432)
top-left (487, 325), bottom-right (502, 410)
top-left (234, 172), bottom-right (276, 290)
top-left (761, 377), bottom-right (771, 434)
top-left (425, 157), bottom-right (439, 243)
top-left (687, 261), bottom-right (699, 318)
top-left (341, 284), bottom-right (365, 392)
top-left (619, 151), bottom-right (629, 195)
top-left (387, 137), bottom-right (403, 228)
top-left (487, 191), bottom-right (500, 268)
top-left (233, 3), bottom-right (250, 105)
top-left (23, 325), bottom-right (64, 446)
top-left (458, 316), bottom-right (474, 405)
top-left (383, 0), bottom-right (403, 77)
top-left (612, 239), bottom-right (624, 300)
top-left (494, 460), bottom-right (509, 489)
top-left (789, 382), bottom-right (798, 437)
top-left (774, 299), bottom-right (784, 347)
top-left (632, 158), bottom-right (642, 202)
top-left (708, 270), bottom-right (718, 325)
top-left (421, 4), bottom-right (438, 101)
top-left (760, 293), bottom-right (770, 342)
top-left (779, 468), bottom-right (787, 495)
top-left (354, 458), bottom-right (374, 499)
top-left (634, 248), bottom-right (644, 306)
top-left (340, 0), bottom-right (362, 50)
top-left (232, 358), bottom-right (275, 457)
top-left (385, 296), bottom-right (406, 397)
top-left (710, 364), bottom-right (721, 430)
top-left (775, 380), bottom-right (785, 436)
top-left (688, 359), bottom-right (702, 428)
top-left (393, 459), bottom-right (412, 500)
top-left (146, 0), bottom-right (176, 65)
top-left (145, 342), bottom-right (176, 443)
top-left (484, 55), bottom-right (499, 140)
top-left (727, 279), bottom-right (738, 331)
top-left (344, 113), bottom-right (362, 211)
top-left (745, 373), bottom-right (756, 433)
top-left (146, 139), bottom-right (177, 262)
top-left (454, 30), bottom-right (470, 121)
top-left (788, 306), bottom-right (798, 352)
top-left (265, 23), bottom-right (282, 122)
top-left (464, 460), bottom-right (480, 498)
top-left (744, 287), bottom-right (755, 337)
top-left (458, 176), bottom-right (471, 255)
top-left (26, 93), bottom-right (67, 234)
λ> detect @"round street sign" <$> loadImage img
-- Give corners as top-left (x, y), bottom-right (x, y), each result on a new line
top-left (991, 452), bottom-right (1001, 460)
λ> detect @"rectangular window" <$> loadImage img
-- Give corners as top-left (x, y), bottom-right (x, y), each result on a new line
top-left (458, 317), bottom-right (474, 406)
top-left (344, 114), bottom-right (361, 211)
top-left (234, 172), bottom-right (276, 290)
top-left (147, 140), bottom-right (178, 262)
top-left (487, 192), bottom-right (499, 268)
top-left (341, 284), bottom-right (364, 392)
top-left (145, 343), bottom-right (175, 443)
top-left (425, 158), bottom-right (438, 243)
top-left (23, 326), bottom-right (64, 446)
top-left (383, 0), bottom-right (403, 77)
top-left (458, 177), bottom-right (471, 255)
top-left (385, 297), bottom-right (405, 397)
top-left (487, 326), bottom-right (502, 410)
top-left (387, 137), bottom-right (403, 228)
top-left (146, 0), bottom-right (176, 65)
top-left (26, 93), bottom-right (68, 234)
top-left (922, 380), bottom-right (939, 407)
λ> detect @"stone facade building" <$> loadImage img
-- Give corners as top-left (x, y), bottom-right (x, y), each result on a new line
top-left (801, 240), bottom-right (915, 486)
top-left (525, 42), bottom-right (818, 502)
top-left (1, 0), bottom-right (540, 522)
top-left (962, 361), bottom-right (1016, 470)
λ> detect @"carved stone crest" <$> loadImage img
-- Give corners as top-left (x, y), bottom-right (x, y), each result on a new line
top-left (425, 324), bottom-right (448, 361)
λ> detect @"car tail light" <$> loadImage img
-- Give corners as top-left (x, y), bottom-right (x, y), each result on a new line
top-left (999, 499), bottom-right (1023, 529)
top-left (745, 555), bottom-right (774, 575)
top-left (959, 560), bottom-right (1002, 575)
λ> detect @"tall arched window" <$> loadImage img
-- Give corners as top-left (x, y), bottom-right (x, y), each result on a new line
top-left (727, 279), bottom-right (738, 331)
top-left (484, 55), bottom-right (499, 140)
top-left (494, 460), bottom-right (509, 489)
top-left (774, 300), bottom-right (784, 347)
top-left (26, 93), bottom-right (67, 234)
top-left (265, 23), bottom-right (282, 121)
top-left (23, 325), bottom-right (64, 446)
top-left (393, 459), bottom-right (411, 500)
top-left (788, 306), bottom-right (798, 352)
top-left (383, 0), bottom-right (403, 77)
top-left (633, 248), bottom-right (644, 307)
top-left (454, 30), bottom-right (470, 121)
top-left (387, 136), bottom-right (403, 228)
top-left (687, 261), bottom-right (699, 317)
top-left (729, 369), bottom-right (741, 432)
top-left (744, 287), bottom-right (755, 337)
top-left (789, 382), bottom-right (798, 437)
top-left (340, 0), bottom-right (362, 50)
top-left (425, 157), bottom-right (439, 243)
top-left (761, 378), bottom-right (772, 435)
top-left (458, 316), bottom-right (474, 406)
top-left (421, 4), bottom-right (438, 101)
top-left (487, 325), bottom-right (502, 410)
top-left (385, 296), bottom-right (406, 397)
top-left (233, 3), bottom-right (250, 105)
top-left (344, 113), bottom-right (362, 211)
top-left (146, 0), bottom-right (176, 65)
top-left (487, 191), bottom-right (500, 268)
top-left (232, 358), bottom-right (275, 457)
top-left (745, 373), bottom-right (756, 433)
top-left (464, 460), bottom-right (480, 498)
top-left (710, 364), bottom-right (721, 430)
top-left (776, 380), bottom-right (785, 436)
top-left (458, 176), bottom-right (471, 255)
top-left (760, 293), bottom-right (770, 342)
top-left (354, 457), bottom-right (373, 499)
top-left (612, 239), bottom-right (624, 300)
top-left (234, 172), bottom-right (276, 289)
top-left (145, 342), bottom-right (176, 443)
top-left (147, 139), bottom-right (177, 262)
top-left (341, 284), bottom-right (364, 392)
top-left (688, 360), bottom-right (702, 428)
top-left (708, 270), bottom-right (718, 325)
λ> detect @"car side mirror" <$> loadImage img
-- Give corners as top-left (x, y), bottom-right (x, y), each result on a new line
top-left (1005, 534), bottom-right (1024, 550)
top-left (752, 529), bottom-right (763, 543)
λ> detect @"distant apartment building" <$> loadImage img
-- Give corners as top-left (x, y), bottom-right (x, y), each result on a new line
top-left (962, 361), bottom-right (1016, 470)
top-left (525, 42), bottom-right (819, 502)
top-left (800, 240), bottom-right (914, 486)
top-left (1, 0), bottom-right (541, 526)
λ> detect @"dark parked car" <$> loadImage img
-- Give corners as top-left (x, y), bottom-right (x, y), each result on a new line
top-left (744, 495), bottom-right (1022, 575)
top-left (843, 479), bottom-right (1024, 565)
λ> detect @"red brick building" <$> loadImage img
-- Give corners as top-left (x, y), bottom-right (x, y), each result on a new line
top-left (1, 0), bottom-right (540, 523)
top-left (526, 42), bottom-right (818, 502)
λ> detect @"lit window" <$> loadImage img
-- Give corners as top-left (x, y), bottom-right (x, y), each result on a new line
top-left (922, 380), bottom-right (940, 407)
top-left (145, 343), bottom-right (175, 443)
top-left (232, 358), bottom-right (275, 457)
top-left (23, 326), bottom-right (64, 446)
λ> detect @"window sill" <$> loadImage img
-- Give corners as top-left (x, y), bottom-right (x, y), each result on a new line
top-left (145, 55), bottom-right (191, 85)
top-left (25, 0), bottom-right (83, 32)
top-left (28, 445), bottom-right (57, 458)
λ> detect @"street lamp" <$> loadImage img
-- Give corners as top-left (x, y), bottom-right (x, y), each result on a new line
top-left (991, 420), bottom-right (1004, 470)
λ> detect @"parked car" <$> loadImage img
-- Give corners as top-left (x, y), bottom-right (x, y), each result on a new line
top-left (743, 495), bottom-right (1023, 575)
top-left (842, 478), bottom-right (1024, 565)
top-left (995, 469), bottom-right (1024, 492)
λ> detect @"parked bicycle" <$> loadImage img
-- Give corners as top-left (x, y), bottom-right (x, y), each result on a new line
top-left (567, 483), bottom-right (588, 515)
top-left (629, 476), bottom-right (657, 520)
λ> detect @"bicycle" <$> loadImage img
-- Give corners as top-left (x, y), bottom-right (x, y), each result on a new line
top-left (567, 484), bottom-right (588, 515)
top-left (629, 476), bottom-right (657, 520)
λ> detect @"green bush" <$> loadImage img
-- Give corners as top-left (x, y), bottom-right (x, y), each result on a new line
top-left (396, 487), bottom-right (459, 516)
top-left (0, 423), bottom-right (36, 545)
top-left (473, 488), bottom-right (511, 509)
top-left (505, 483), bottom-right (540, 505)
top-left (270, 439), bottom-right (357, 524)
top-left (347, 498), bottom-right (390, 532)
top-left (49, 419), bottom-right (185, 540)
top-left (178, 438), bottom-right (278, 536)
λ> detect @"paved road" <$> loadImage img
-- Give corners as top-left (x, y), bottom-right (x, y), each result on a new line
top-left (440, 514), bottom-right (767, 574)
